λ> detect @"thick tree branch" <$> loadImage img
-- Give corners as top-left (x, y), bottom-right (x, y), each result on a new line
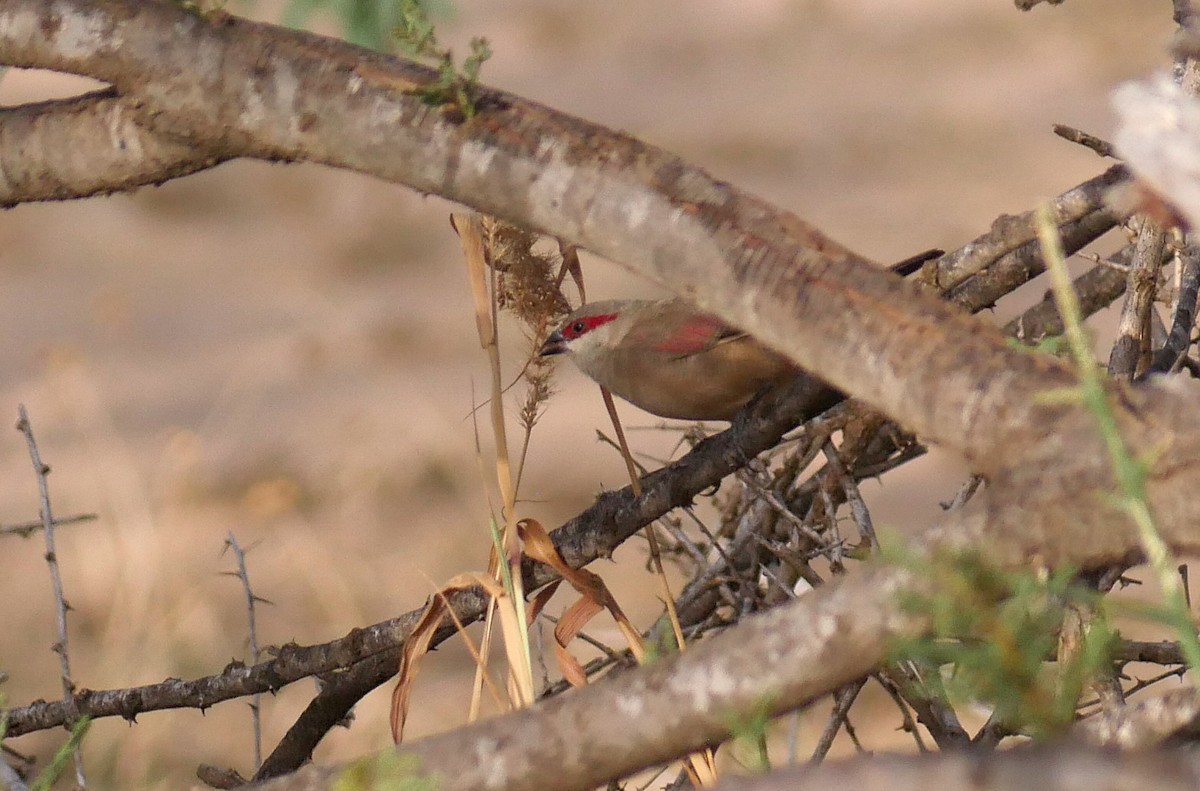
top-left (0, 90), bottom-right (230, 206)
top-left (6, 4), bottom-right (1200, 790)
top-left (2, 376), bottom-right (842, 738)
top-left (0, 0), bottom-right (1121, 473)
top-left (241, 458), bottom-right (1200, 791)
top-left (708, 748), bottom-right (1200, 791)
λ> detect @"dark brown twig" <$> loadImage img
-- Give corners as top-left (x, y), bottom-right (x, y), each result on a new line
top-left (0, 513), bottom-right (97, 538)
top-left (223, 532), bottom-right (268, 773)
top-left (15, 405), bottom-right (86, 788)
top-left (809, 678), bottom-right (869, 764)
top-left (1150, 244), bottom-right (1200, 373)
top-left (1053, 124), bottom-right (1117, 158)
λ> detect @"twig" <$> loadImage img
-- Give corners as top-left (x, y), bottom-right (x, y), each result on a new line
top-left (15, 405), bottom-right (86, 789)
top-left (822, 443), bottom-right (876, 548)
top-left (1150, 244), bottom-right (1200, 373)
top-left (0, 514), bottom-right (97, 539)
top-left (1108, 217), bottom-right (1169, 379)
top-left (1053, 124), bottom-right (1117, 158)
top-left (223, 532), bottom-right (266, 773)
top-left (873, 674), bottom-right (928, 754)
top-left (809, 678), bottom-right (868, 764)
top-left (941, 475), bottom-right (984, 511)
top-left (947, 206), bottom-right (1120, 313)
top-left (883, 663), bottom-right (972, 750)
top-left (1004, 259), bottom-right (1130, 342)
top-left (928, 165), bottom-right (1126, 291)
top-left (1038, 205), bottom-right (1200, 672)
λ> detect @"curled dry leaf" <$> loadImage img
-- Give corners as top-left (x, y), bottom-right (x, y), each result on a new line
top-left (390, 573), bottom-right (510, 744)
top-left (518, 518), bottom-right (646, 686)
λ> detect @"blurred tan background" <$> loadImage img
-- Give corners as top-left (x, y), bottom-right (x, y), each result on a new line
top-left (0, 1), bottom-right (1173, 787)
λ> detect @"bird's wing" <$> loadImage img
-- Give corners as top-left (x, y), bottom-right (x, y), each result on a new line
top-left (630, 300), bottom-right (745, 357)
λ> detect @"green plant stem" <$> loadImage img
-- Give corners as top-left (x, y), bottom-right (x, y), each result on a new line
top-left (1035, 204), bottom-right (1200, 673)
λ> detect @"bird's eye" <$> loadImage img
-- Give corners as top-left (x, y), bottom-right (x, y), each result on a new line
top-left (572, 321), bottom-right (586, 334)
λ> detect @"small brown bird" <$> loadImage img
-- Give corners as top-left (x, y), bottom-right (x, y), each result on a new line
top-left (538, 298), bottom-right (796, 421)
top-left (537, 250), bottom-right (944, 421)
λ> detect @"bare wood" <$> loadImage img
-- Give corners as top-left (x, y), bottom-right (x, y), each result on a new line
top-left (8, 4), bottom-right (1200, 790)
top-left (0, 90), bottom-right (229, 206)
top-left (1108, 218), bottom-right (1168, 378)
top-left (0, 0), bottom-right (1124, 471)
top-left (1078, 687), bottom-right (1200, 749)
top-left (703, 748), bottom-right (1200, 791)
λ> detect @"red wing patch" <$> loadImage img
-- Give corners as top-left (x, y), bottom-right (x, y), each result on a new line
top-left (652, 315), bottom-right (737, 355)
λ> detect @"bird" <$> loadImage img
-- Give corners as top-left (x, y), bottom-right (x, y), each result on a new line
top-left (538, 297), bottom-right (797, 421)
top-left (537, 250), bottom-right (945, 421)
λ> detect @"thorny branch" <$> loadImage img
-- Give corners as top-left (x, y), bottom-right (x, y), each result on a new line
top-left (15, 406), bottom-right (86, 789)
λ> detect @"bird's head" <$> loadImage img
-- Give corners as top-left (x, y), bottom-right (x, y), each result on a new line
top-left (539, 300), bottom-right (638, 360)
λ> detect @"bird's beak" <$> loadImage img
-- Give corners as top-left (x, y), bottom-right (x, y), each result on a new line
top-left (539, 331), bottom-right (568, 357)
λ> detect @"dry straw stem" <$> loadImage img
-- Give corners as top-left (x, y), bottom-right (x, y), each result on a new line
top-left (454, 212), bottom-right (535, 708)
top-left (390, 573), bottom-right (511, 743)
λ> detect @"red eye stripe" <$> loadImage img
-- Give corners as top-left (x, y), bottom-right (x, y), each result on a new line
top-left (561, 313), bottom-right (617, 340)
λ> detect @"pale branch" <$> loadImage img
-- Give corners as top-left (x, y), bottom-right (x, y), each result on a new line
top-left (702, 748), bottom-right (1200, 791)
top-left (246, 463), bottom-right (1200, 791)
top-left (1108, 218), bottom-right (1169, 378)
top-left (1114, 74), bottom-right (1200, 231)
top-left (926, 165), bottom-right (1127, 293)
top-left (1077, 687), bottom-right (1200, 749)
top-left (261, 199), bottom-right (1130, 776)
top-left (0, 761), bottom-right (30, 791)
top-left (0, 0), bottom-right (1139, 475)
top-left (0, 90), bottom-right (230, 207)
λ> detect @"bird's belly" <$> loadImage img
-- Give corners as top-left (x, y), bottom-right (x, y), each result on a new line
top-left (612, 347), bottom-right (794, 421)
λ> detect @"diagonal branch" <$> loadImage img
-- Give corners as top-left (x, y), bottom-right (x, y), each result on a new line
top-left (2, 375), bottom-right (843, 739)
top-left (0, 0), bottom-right (1114, 472)
top-left (0, 90), bottom-right (231, 206)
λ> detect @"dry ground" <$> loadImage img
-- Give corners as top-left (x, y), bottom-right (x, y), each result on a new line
top-left (0, 1), bottom-right (1173, 787)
